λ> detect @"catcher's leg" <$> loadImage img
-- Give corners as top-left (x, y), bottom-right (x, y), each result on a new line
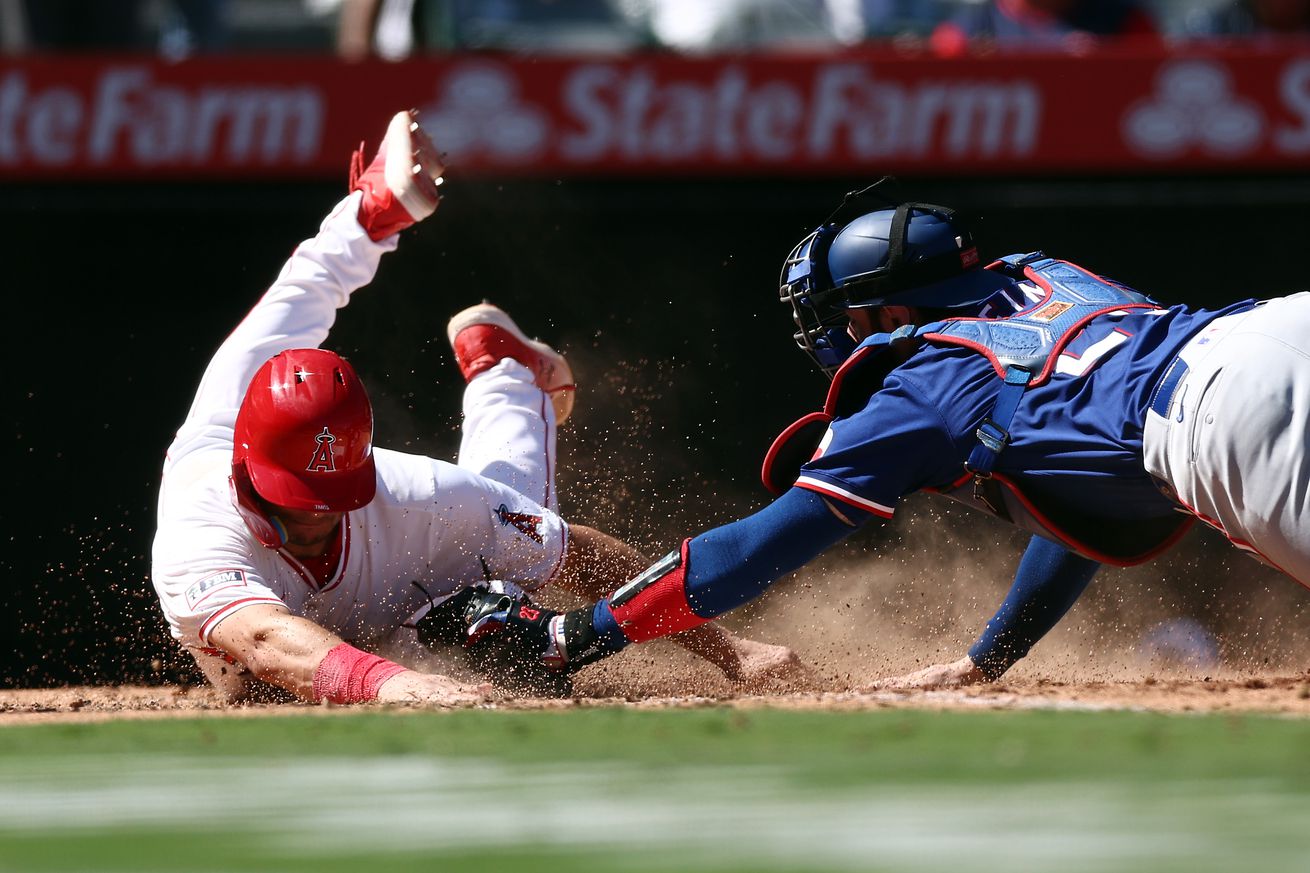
top-left (1145, 293), bottom-right (1310, 584)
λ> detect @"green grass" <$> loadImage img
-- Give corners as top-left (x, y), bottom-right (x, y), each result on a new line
top-left (2, 707), bottom-right (1308, 872)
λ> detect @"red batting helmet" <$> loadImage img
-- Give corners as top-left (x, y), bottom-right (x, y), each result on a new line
top-left (230, 349), bottom-right (376, 546)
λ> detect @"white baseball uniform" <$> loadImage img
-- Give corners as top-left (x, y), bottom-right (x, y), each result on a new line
top-left (151, 192), bottom-right (568, 665)
top-left (1143, 292), bottom-right (1310, 584)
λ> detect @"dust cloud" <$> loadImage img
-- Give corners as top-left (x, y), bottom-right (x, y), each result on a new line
top-left (548, 347), bottom-right (1310, 697)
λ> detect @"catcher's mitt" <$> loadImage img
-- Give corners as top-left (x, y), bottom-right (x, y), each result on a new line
top-left (415, 586), bottom-right (573, 699)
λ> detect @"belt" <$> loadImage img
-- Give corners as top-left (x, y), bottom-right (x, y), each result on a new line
top-left (1146, 306), bottom-right (1256, 420)
top-left (1148, 356), bottom-right (1189, 419)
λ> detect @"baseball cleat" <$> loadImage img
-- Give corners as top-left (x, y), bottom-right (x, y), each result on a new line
top-left (448, 303), bottom-right (576, 424)
top-left (349, 109), bottom-right (446, 241)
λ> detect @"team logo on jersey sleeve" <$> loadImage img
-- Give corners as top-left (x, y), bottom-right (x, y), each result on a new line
top-left (306, 426), bottom-right (337, 472)
top-left (495, 504), bottom-right (544, 544)
top-left (185, 569), bottom-right (247, 608)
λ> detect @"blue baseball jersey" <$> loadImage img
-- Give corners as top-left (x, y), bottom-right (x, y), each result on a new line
top-left (795, 300), bottom-right (1257, 522)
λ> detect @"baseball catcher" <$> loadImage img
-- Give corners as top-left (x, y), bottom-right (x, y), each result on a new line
top-left (459, 184), bottom-right (1310, 688)
top-left (149, 110), bottom-right (796, 705)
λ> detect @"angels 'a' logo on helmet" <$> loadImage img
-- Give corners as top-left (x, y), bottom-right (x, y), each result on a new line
top-left (306, 426), bottom-right (338, 473)
top-left (232, 349), bottom-right (377, 547)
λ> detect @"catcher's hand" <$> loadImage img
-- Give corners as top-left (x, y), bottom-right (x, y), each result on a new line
top-left (863, 656), bottom-right (989, 691)
top-left (413, 586), bottom-right (484, 649)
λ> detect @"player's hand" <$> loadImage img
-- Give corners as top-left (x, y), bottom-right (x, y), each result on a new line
top-left (720, 638), bottom-right (812, 690)
top-left (863, 656), bottom-right (989, 691)
top-left (375, 670), bottom-right (490, 706)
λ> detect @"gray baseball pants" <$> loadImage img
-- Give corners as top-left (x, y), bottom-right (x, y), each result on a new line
top-left (1143, 292), bottom-right (1310, 586)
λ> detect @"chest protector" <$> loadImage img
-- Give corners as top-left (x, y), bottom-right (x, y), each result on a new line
top-left (762, 253), bottom-right (1193, 566)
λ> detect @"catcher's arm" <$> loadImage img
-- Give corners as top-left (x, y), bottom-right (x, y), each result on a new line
top-left (207, 604), bottom-right (483, 705)
top-left (462, 488), bottom-right (868, 675)
top-left (967, 534), bottom-right (1101, 677)
top-left (872, 534), bottom-right (1101, 688)
top-left (547, 524), bottom-right (803, 683)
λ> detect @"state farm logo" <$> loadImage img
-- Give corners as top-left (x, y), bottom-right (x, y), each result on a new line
top-left (424, 61), bottom-right (1039, 164)
top-left (421, 64), bottom-right (549, 162)
top-left (1124, 60), bottom-right (1263, 158)
top-left (0, 66), bottom-right (324, 167)
top-left (1121, 58), bottom-right (1310, 160)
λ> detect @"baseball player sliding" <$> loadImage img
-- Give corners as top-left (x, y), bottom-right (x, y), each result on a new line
top-left (461, 186), bottom-right (1310, 688)
top-left (150, 110), bottom-right (796, 706)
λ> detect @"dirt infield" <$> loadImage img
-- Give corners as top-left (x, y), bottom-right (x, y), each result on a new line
top-left (8, 491), bottom-right (1307, 726)
top-left (4, 673), bottom-right (1309, 726)
top-left (7, 526), bottom-right (1309, 725)
top-left (2, 676), bottom-right (1309, 723)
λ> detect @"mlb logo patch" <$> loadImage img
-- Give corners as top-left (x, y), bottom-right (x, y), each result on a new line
top-left (1031, 301), bottom-right (1073, 323)
top-left (185, 569), bottom-right (247, 608)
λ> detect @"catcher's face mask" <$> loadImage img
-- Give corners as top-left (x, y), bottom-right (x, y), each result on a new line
top-left (779, 224), bottom-right (855, 379)
top-left (780, 183), bottom-right (1004, 380)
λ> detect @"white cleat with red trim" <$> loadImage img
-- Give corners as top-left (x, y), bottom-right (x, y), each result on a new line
top-left (349, 109), bottom-right (445, 241)
top-left (447, 303), bottom-right (576, 424)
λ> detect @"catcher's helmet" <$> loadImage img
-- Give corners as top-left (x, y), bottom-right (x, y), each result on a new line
top-left (230, 348), bottom-right (376, 547)
top-left (780, 201), bottom-right (1013, 377)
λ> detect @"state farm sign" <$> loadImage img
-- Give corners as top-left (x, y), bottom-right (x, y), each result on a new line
top-left (563, 63), bottom-right (1040, 160)
top-left (0, 65), bottom-right (324, 169)
top-left (421, 61), bottom-right (1039, 166)
top-left (1123, 58), bottom-right (1310, 159)
top-left (0, 48), bottom-right (1307, 180)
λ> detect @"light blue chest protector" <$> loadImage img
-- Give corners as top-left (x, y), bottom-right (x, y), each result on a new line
top-left (764, 253), bottom-right (1193, 565)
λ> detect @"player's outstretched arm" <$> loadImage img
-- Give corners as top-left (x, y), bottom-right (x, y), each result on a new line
top-left (555, 525), bottom-right (804, 685)
top-left (176, 111), bottom-right (445, 439)
top-left (552, 524), bottom-right (649, 600)
top-left (208, 604), bottom-right (485, 706)
top-left (869, 534), bottom-right (1101, 689)
top-left (666, 624), bottom-right (806, 688)
top-left (462, 487), bottom-right (872, 674)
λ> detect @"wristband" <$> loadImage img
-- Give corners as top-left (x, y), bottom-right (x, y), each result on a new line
top-left (312, 642), bottom-right (408, 704)
top-left (553, 604), bottom-right (627, 669)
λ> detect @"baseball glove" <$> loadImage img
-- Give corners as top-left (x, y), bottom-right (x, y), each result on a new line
top-left (415, 586), bottom-right (573, 699)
